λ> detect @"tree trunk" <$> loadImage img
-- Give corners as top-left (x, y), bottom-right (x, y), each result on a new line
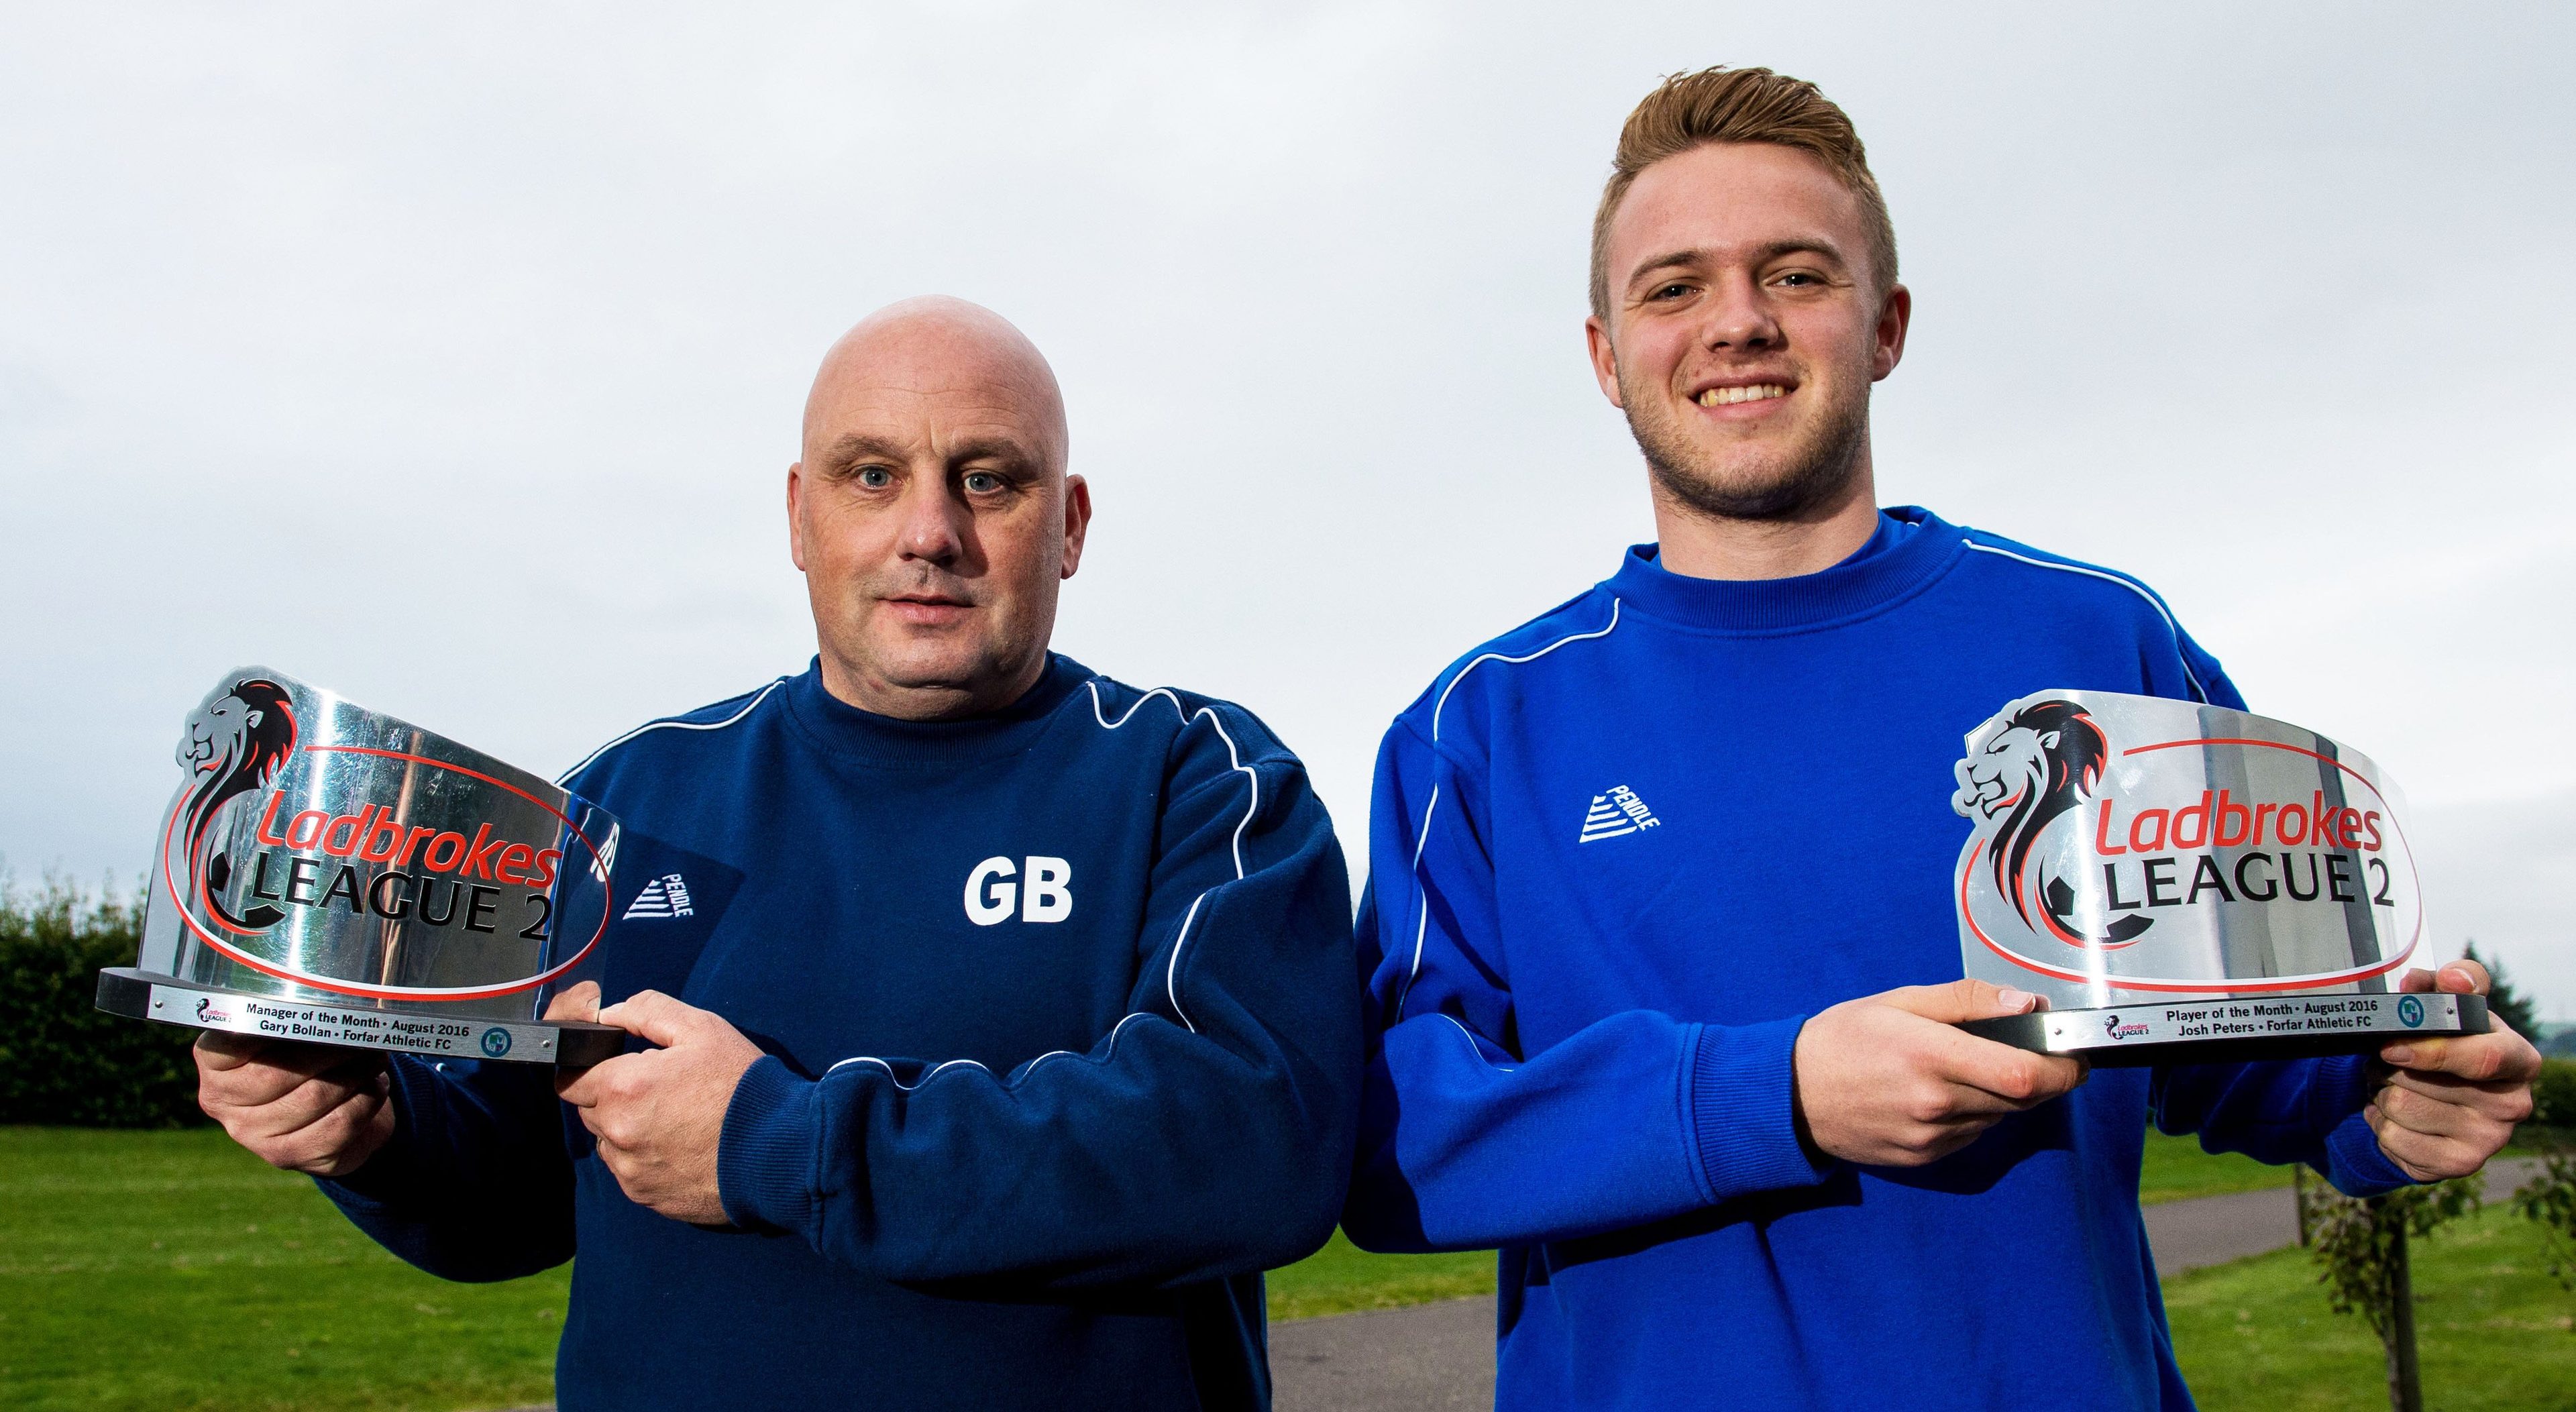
top-left (2384, 1218), bottom-right (2422, 1412)
top-left (2294, 1164), bottom-right (2312, 1246)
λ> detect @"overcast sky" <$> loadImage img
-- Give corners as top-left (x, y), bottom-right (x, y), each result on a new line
top-left (4, 2), bottom-right (2569, 1016)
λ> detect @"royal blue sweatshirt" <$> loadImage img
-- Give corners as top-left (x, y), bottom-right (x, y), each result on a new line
top-left (319, 656), bottom-right (1362, 1411)
top-left (1344, 508), bottom-right (2411, 1411)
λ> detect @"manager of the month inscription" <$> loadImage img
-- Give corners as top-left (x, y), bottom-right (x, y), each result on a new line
top-left (148, 981), bottom-right (555, 1058)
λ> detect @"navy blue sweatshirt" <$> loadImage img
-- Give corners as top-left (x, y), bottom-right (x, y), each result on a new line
top-left (320, 656), bottom-right (1362, 1411)
top-left (1343, 509), bottom-right (2410, 1411)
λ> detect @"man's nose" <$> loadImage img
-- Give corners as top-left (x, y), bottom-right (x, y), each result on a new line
top-left (894, 477), bottom-right (969, 564)
top-left (1699, 270), bottom-right (1782, 352)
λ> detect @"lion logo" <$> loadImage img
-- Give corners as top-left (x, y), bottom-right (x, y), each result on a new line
top-left (1953, 698), bottom-right (2148, 946)
top-left (175, 676), bottom-right (297, 931)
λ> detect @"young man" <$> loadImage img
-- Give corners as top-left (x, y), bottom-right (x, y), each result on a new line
top-left (1341, 68), bottom-right (2539, 1409)
top-left (194, 298), bottom-right (1363, 1411)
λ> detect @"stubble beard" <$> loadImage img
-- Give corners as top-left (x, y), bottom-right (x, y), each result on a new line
top-left (1622, 371), bottom-right (1872, 523)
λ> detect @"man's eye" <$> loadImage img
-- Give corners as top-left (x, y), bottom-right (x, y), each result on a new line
top-left (1652, 283), bottom-right (1692, 301)
top-left (1775, 272), bottom-right (1819, 287)
top-left (855, 467), bottom-right (894, 488)
top-left (962, 472), bottom-right (1002, 494)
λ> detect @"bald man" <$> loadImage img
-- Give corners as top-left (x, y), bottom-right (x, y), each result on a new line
top-left (193, 298), bottom-right (1364, 1411)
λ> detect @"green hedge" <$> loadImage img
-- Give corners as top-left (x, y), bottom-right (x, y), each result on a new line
top-left (0, 882), bottom-right (206, 1127)
top-left (2533, 1058), bottom-right (2576, 1132)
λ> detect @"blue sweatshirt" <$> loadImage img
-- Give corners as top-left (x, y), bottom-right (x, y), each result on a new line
top-left (320, 656), bottom-right (1362, 1411)
top-left (1344, 508), bottom-right (2410, 1411)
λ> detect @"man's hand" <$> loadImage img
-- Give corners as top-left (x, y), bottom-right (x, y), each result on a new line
top-left (195, 1032), bottom-right (395, 1177)
top-left (1793, 980), bottom-right (2087, 1166)
top-left (2367, 959), bottom-right (2542, 1181)
top-left (551, 985), bottom-right (763, 1226)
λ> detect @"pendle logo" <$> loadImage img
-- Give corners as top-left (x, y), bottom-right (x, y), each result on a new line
top-left (1578, 785), bottom-right (1661, 843)
top-left (964, 856), bottom-right (1073, 926)
top-left (623, 873), bottom-right (694, 920)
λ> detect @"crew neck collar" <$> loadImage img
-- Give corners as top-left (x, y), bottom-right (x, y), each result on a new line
top-left (1605, 506), bottom-right (1964, 634)
top-left (784, 652), bottom-right (1091, 765)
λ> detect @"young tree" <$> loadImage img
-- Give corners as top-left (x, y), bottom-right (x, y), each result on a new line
top-left (2306, 1177), bottom-right (2483, 1412)
top-left (2516, 1152), bottom-right (2576, 1290)
top-left (2461, 941), bottom-right (2539, 1038)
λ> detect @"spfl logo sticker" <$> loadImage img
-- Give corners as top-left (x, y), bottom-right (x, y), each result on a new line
top-left (2398, 995), bottom-right (2425, 1028)
top-left (480, 1027), bottom-right (513, 1058)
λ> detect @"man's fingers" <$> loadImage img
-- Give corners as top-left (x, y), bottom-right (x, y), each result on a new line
top-left (2376, 1067), bottom-right (2536, 1123)
top-left (2373, 1080), bottom-right (2521, 1140)
top-left (225, 1067), bottom-right (385, 1142)
top-left (1937, 1038), bottom-right (2086, 1108)
top-left (596, 990), bottom-right (705, 1048)
top-left (557, 1050), bottom-right (643, 1109)
top-left (2363, 1105), bottom-right (2496, 1183)
top-left (2382, 1030), bottom-right (2543, 1084)
top-left (2438, 959), bottom-right (2489, 995)
top-left (193, 1031), bottom-right (275, 1070)
top-left (1874, 979), bottom-right (2043, 1026)
top-left (545, 980), bottom-right (602, 1025)
top-left (2396, 967), bottom-right (2436, 995)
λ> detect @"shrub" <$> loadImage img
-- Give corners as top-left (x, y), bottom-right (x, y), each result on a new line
top-left (0, 880), bottom-right (207, 1126)
top-left (2531, 1058), bottom-right (2576, 1132)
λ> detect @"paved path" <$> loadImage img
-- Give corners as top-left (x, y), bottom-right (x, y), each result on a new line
top-left (1271, 1296), bottom-right (1495, 1411)
top-left (1273, 1158), bottom-right (2549, 1409)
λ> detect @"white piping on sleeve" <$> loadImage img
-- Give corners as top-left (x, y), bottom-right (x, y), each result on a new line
top-left (822, 1054), bottom-right (994, 1089)
top-left (1399, 601), bottom-right (1623, 1015)
top-left (1438, 1014), bottom-right (1514, 1071)
top-left (555, 677), bottom-right (789, 785)
top-left (1085, 679), bottom-right (1258, 1031)
top-left (1960, 541), bottom-right (2208, 702)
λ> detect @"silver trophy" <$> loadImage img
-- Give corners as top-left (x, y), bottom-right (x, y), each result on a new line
top-left (95, 667), bottom-right (625, 1067)
top-left (1948, 690), bottom-right (2487, 1063)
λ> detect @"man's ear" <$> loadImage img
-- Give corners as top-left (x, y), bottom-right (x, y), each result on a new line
top-left (1059, 474), bottom-right (1091, 580)
top-left (1871, 284), bottom-right (1913, 382)
top-left (785, 462), bottom-right (808, 572)
top-left (1584, 315), bottom-right (1625, 409)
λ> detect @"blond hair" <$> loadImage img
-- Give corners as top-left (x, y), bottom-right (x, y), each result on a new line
top-left (1590, 66), bottom-right (1898, 321)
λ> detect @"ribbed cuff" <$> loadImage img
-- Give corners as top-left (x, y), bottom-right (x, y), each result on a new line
top-left (2324, 1111), bottom-right (2412, 1196)
top-left (718, 1055), bottom-right (821, 1234)
top-left (2309, 1053), bottom-right (2413, 1195)
top-left (315, 1054), bottom-right (439, 1212)
top-left (1687, 1016), bottom-right (1835, 1204)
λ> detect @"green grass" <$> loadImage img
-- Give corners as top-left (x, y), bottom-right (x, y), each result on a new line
top-left (17, 1126), bottom-right (2559, 1411)
top-left (2139, 1128), bottom-right (2296, 1205)
top-left (2167, 1204), bottom-right (2576, 1411)
top-left (1267, 1232), bottom-right (1494, 1319)
top-left (1, 1127), bottom-right (566, 1412)
top-left (0, 1127), bottom-right (1489, 1409)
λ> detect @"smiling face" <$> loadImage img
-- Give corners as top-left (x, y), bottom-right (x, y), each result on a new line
top-left (1585, 142), bottom-right (1909, 525)
top-left (786, 299), bottom-right (1090, 721)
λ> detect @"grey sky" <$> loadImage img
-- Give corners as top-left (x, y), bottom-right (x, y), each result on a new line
top-left (4, 3), bottom-right (2570, 1013)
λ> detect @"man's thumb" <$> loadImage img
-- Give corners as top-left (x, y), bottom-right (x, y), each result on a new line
top-left (544, 979), bottom-right (602, 1025)
top-left (596, 989), bottom-right (694, 1048)
top-left (1879, 977), bottom-right (2043, 1024)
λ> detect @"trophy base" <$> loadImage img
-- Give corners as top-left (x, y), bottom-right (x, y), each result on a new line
top-left (96, 967), bottom-right (623, 1068)
top-left (1960, 991), bottom-right (2489, 1067)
